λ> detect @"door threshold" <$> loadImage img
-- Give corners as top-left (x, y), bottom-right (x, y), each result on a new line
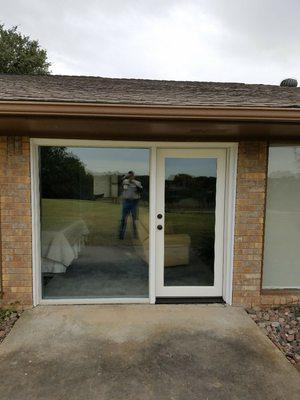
top-left (155, 297), bottom-right (225, 304)
top-left (39, 298), bottom-right (150, 305)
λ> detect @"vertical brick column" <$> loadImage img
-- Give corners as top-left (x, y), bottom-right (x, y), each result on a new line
top-left (232, 141), bottom-right (268, 307)
top-left (0, 136), bottom-right (32, 307)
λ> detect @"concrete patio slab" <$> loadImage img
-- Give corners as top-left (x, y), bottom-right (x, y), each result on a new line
top-left (0, 304), bottom-right (299, 400)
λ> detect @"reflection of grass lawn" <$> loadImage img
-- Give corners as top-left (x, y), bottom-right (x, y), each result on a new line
top-left (41, 199), bottom-right (148, 245)
top-left (166, 212), bottom-right (214, 246)
top-left (41, 199), bottom-right (214, 247)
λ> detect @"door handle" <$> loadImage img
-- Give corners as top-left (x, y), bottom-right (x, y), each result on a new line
top-left (157, 225), bottom-right (163, 230)
top-left (157, 213), bottom-right (163, 219)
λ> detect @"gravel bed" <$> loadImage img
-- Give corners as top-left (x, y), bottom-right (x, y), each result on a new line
top-left (247, 304), bottom-right (300, 371)
top-left (0, 309), bottom-right (21, 344)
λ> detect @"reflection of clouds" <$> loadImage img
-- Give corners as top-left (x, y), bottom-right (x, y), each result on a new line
top-left (166, 158), bottom-right (217, 178)
top-left (80, 159), bottom-right (149, 176)
top-left (269, 147), bottom-right (300, 176)
top-left (68, 148), bottom-right (149, 176)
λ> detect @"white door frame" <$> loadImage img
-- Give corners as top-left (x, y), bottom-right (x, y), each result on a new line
top-left (30, 139), bottom-right (238, 306)
top-left (155, 148), bottom-right (226, 297)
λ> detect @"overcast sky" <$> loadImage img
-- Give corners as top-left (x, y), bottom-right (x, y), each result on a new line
top-left (68, 147), bottom-right (216, 177)
top-left (1, 0), bottom-right (299, 84)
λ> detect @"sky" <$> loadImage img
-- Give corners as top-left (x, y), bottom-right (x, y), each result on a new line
top-left (69, 147), bottom-right (150, 175)
top-left (1, 0), bottom-right (299, 84)
top-left (68, 147), bottom-right (216, 178)
top-left (166, 158), bottom-right (216, 178)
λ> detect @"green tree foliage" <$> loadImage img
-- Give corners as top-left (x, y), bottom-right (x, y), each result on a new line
top-left (41, 147), bottom-right (94, 200)
top-left (0, 24), bottom-right (50, 74)
top-left (167, 174), bottom-right (216, 209)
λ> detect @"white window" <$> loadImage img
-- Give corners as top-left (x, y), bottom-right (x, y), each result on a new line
top-left (263, 145), bottom-right (300, 289)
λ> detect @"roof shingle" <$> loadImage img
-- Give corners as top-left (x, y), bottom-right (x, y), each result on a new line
top-left (0, 74), bottom-right (300, 108)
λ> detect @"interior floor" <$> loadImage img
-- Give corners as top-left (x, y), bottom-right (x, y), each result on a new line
top-left (42, 245), bottom-right (214, 299)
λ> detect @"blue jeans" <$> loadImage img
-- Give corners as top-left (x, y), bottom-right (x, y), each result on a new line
top-left (119, 199), bottom-right (139, 239)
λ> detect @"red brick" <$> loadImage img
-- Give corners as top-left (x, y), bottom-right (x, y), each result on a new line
top-left (0, 136), bottom-right (32, 307)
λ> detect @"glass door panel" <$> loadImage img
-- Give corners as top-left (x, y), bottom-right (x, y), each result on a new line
top-left (156, 149), bottom-right (226, 298)
top-left (39, 146), bottom-right (150, 299)
top-left (164, 158), bottom-right (216, 287)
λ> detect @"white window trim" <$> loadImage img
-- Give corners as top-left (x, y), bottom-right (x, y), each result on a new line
top-left (30, 138), bottom-right (238, 306)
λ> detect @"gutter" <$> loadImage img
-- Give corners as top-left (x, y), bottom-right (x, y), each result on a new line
top-left (0, 101), bottom-right (300, 122)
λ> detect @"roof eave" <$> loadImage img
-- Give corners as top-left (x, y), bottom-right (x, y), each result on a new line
top-left (0, 100), bottom-right (300, 122)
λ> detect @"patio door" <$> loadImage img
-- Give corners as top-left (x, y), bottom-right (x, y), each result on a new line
top-left (155, 148), bottom-right (226, 298)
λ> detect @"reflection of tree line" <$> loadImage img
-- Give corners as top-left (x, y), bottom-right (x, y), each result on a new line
top-left (41, 147), bottom-right (94, 200)
top-left (165, 174), bottom-right (216, 211)
top-left (41, 146), bottom-right (149, 201)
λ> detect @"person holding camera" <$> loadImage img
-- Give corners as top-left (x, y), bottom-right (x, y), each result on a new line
top-left (118, 171), bottom-right (142, 240)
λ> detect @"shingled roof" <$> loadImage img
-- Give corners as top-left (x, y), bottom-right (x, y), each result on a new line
top-left (0, 74), bottom-right (300, 108)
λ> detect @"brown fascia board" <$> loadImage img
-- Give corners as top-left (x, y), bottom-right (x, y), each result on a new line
top-left (1, 101), bottom-right (300, 122)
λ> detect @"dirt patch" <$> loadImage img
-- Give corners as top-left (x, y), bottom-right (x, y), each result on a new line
top-left (247, 304), bottom-right (300, 371)
top-left (0, 309), bottom-right (21, 344)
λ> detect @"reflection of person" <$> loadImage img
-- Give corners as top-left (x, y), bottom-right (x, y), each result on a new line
top-left (118, 171), bottom-right (142, 240)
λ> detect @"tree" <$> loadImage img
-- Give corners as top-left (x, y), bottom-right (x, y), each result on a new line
top-left (0, 24), bottom-right (50, 74)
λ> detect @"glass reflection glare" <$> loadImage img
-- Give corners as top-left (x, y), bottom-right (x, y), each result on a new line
top-left (263, 146), bottom-right (300, 288)
top-left (40, 146), bottom-right (149, 299)
top-left (163, 158), bottom-right (217, 287)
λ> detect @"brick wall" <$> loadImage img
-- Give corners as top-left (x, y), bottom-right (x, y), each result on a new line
top-left (0, 137), bottom-right (299, 309)
top-left (233, 141), bottom-right (300, 307)
top-left (0, 136), bottom-right (32, 308)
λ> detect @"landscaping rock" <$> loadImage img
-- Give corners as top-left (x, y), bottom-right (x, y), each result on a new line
top-left (247, 303), bottom-right (300, 372)
top-left (287, 334), bottom-right (295, 342)
top-left (0, 309), bottom-right (21, 344)
top-left (258, 322), bottom-right (266, 328)
top-left (250, 314), bottom-right (258, 322)
top-left (271, 322), bottom-right (280, 328)
top-left (294, 353), bottom-right (300, 362)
